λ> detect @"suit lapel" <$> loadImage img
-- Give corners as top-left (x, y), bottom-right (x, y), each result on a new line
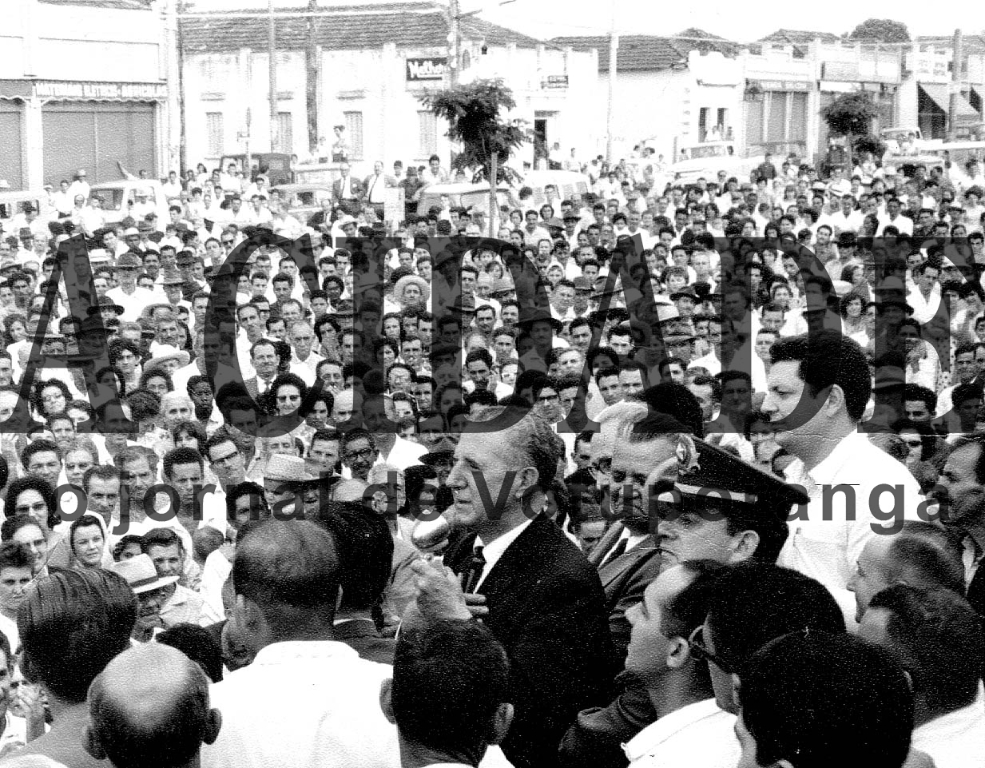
top-left (588, 522), bottom-right (625, 567)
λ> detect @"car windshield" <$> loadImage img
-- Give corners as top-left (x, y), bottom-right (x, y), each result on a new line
top-left (684, 145), bottom-right (727, 160)
top-left (92, 189), bottom-right (126, 211)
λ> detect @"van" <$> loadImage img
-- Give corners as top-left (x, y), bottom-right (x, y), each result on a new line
top-left (518, 170), bottom-right (591, 207)
top-left (416, 182), bottom-right (515, 218)
top-left (0, 191), bottom-right (46, 233)
top-left (88, 179), bottom-right (170, 226)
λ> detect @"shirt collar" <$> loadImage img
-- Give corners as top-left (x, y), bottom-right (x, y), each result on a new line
top-left (475, 519), bottom-right (534, 588)
top-left (623, 699), bottom-right (731, 761)
top-left (808, 430), bottom-right (867, 486)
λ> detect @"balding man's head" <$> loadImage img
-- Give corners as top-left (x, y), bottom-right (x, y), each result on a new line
top-left (232, 520), bottom-right (341, 647)
top-left (87, 643), bottom-right (220, 768)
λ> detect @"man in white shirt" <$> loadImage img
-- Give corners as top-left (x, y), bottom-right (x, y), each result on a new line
top-left (859, 585), bottom-right (985, 768)
top-left (877, 197), bottom-right (914, 236)
top-left (621, 563), bottom-right (738, 768)
top-left (200, 520), bottom-right (401, 768)
top-left (106, 252), bottom-right (155, 321)
top-left (762, 330), bottom-right (924, 627)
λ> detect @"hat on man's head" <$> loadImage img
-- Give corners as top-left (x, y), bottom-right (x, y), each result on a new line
top-left (87, 296), bottom-right (126, 317)
top-left (137, 221), bottom-right (153, 234)
top-left (123, 227), bottom-right (140, 238)
top-left (144, 345), bottom-right (191, 374)
top-left (659, 434), bottom-right (809, 517)
top-left (670, 286), bottom-right (697, 302)
top-left (18, 228), bottom-right (32, 239)
top-left (110, 553), bottom-right (179, 595)
top-left (264, 454), bottom-right (312, 483)
top-left (516, 307), bottom-right (562, 333)
top-left (161, 268), bottom-right (184, 285)
top-left (546, 217), bottom-right (564, 230)
top-left (22, 203), bottom-right (36, 213)
top-left (115, 253), bottom-right (142, 270)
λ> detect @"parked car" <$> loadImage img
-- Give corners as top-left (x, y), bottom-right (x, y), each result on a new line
top-left (518, 170), bottom-right (592, 207)
top-left (416, 182), bottom-right (514, 218)
top-left (219, 153), bottom-right (293, 185)
top-left (88, 179), bottom-right (169, 226)
top-left (0, 191), bottom-right (46, 233)
top-left (271, 183), bottom-right (334, 221)
top-left (669, 141), bottom-right (765, 184)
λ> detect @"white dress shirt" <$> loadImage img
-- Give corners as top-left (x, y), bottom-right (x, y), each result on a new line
top-left (779, 430), bottom-right (925, 627)
top-left (623, 698), bottom-right (739, 768)
top-left (200, 641), bottom-right (398, 768)
top-left (911, 693), bottom-right (985, 768)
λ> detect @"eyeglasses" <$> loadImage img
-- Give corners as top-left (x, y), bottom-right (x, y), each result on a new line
top-left (345, 447), bottom-right (376, 461)
top-left (688, 625), bottom-right (733, 674)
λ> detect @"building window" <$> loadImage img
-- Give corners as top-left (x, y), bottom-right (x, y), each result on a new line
top-left (418, 111), bottom-right (437, 157)
top-left (206, 112), bottom-right (224, 157)
top-left (344, 111), bottom-right (363, 160)
top-left (276, 112), bottom-right (293, 154)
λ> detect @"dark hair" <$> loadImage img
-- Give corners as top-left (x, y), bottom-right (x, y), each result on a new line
top-left (163, 446), bottom-right (204, 480)
top-left (902, 383), bottom-right (937, 414)
top-left (769, 331), bottom-right (871, 421)
top-left (157, 623), bottom-right (224, 683)
top-left (706, 562), bottom-right (845, 675)
top-left (68, 515), bottom-right (104, 556)
top-left (868, 585), bottom-right (984, 714)
top-left (4, 475), bottom-right (57, 530)
top-left (142, 527), bottom-right (184, 555)
top-left (741, 630), bottom-right (913, 768)
top-left (172, 420), bottom-right (208, 454)
top-left (319, 502), bottom-right (393, 620)
top-left (225, 481), bottom-right (269, 525)
top-left (19, 569), bottom-right (137, 704)
top-left (0, 540), bottom-right (34, 572)
top-left (392, 620), bottom-right (509, 757)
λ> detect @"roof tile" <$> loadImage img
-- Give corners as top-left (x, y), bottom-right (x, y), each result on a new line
top-left (180, 3), bottom-right (542, 53)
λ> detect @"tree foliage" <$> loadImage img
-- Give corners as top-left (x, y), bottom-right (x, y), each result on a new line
top-left (847, 18), bottom-right (910, 43)
top-left (822, 92), bottom-right (880, 137)
top-left (419, 79), bottom-right (527, 184)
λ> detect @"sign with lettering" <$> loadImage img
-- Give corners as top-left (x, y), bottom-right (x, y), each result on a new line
top-left (542, 75), bottom-right (569, 89)
top-left (406, 57), bottom-right (448, 82)
top-left (33, 80), bottom-right (168, 100)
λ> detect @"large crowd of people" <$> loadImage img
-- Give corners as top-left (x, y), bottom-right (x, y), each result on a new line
top-left (0, 145), bottom-right (981, 768)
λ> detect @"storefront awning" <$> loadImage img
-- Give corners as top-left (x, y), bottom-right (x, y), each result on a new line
top-left (919, 82), bottom-right (979, 119)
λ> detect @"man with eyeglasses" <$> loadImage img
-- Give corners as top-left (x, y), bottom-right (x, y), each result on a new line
top-left (340, 428), bottom-right (378, 482)
top-left (206, 433), bottom-right (247, 492)
top-left (562, 418), bottom-right (809, 768)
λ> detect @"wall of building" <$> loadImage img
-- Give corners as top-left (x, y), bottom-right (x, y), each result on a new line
top-left (182, 41), bottom-right (600, 178)
top-left (0, 0), bottom-right (172, 190)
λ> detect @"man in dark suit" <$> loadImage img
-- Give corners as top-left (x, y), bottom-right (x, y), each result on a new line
top-left (414, 406), bottom-right (615, 768)
top-left (331, 162), bottom-right (363, 212)
top-left (243, 339), bottom-right (279, 401)
top-left (933, 433), bottom-right (985, 618)
top-left (560, 420), bottom-right (809, 768)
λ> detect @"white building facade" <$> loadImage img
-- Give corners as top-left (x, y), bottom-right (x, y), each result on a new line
top-left (180, 3), bottom-right (599, 178)
top-left (0, 0), bottom-right (175, 190)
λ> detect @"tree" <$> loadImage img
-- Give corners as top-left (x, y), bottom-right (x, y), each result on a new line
top-left (418, 79), bottom-right (527, 186)
top-left (847, 18), bottom-right (910, 43)
top-left (822, 92), bottom-right (881, 171)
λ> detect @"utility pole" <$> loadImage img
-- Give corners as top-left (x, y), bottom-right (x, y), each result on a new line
top-left (448, 0), bottom-right (460, 87)
top-left (305, 0), bottom-right (318, 158)
top-left (948, 27), bottom-right (963, 141)
top-left (269, 0), bottom-right (278, 154)
top-left (605, 0), bottom-right (618, 164)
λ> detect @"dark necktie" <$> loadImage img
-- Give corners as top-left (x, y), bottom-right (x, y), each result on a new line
top-left (461, 545), bottom-right (486, 594)
top-left (602, 537), bottom-right (628, 567)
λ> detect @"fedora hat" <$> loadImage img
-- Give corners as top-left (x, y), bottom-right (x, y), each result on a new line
top-left (110, 553), bottom-right (179, 595)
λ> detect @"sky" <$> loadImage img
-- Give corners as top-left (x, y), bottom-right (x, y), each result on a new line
top-left (474, 0), bottom-right (968, 43)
